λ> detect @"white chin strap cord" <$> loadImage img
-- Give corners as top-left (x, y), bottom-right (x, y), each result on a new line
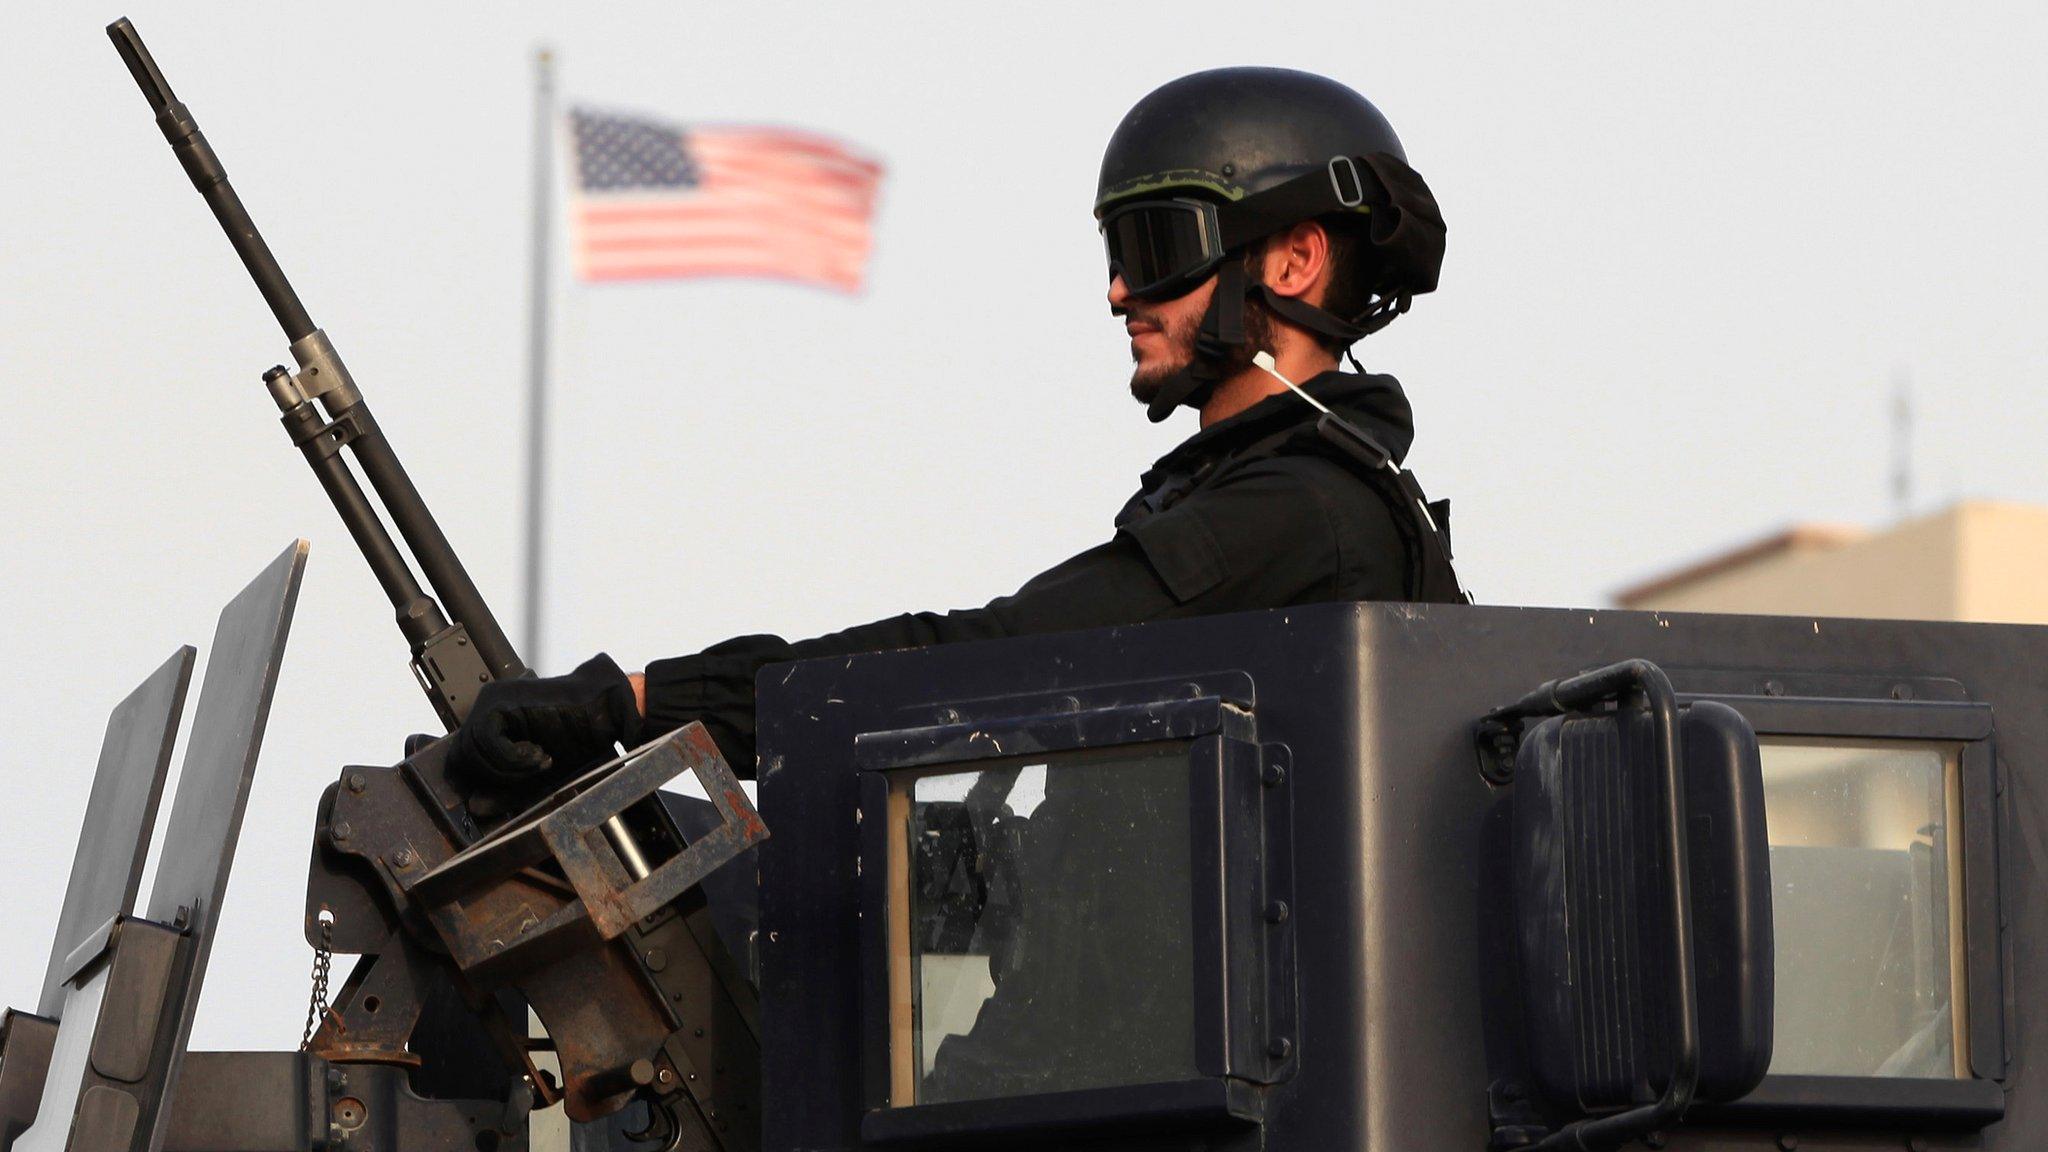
top-left (1251, 351), bottom-right (1334, 416)
top-left (1250, 351), bottom-right (1445, 537)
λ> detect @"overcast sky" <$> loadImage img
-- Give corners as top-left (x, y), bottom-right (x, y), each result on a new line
top-left (3, 2), bottom-right (2044, 1050)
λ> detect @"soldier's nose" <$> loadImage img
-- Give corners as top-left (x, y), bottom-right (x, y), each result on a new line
top-left (1107, 274), bottom-right (1132, 309)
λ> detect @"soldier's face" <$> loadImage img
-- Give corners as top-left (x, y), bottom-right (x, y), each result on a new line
top-left (1109, 272), bottom-right (1217, 404)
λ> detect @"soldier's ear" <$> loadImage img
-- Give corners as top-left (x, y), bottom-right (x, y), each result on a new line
top-left (1261, 221), bottom-right (1330, 301)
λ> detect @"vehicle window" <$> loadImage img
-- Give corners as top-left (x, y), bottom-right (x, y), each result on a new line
top-left (1760, 738), bottom-right (1964, 1078)
top-left (884, 742), bottom-right (1199, 1106)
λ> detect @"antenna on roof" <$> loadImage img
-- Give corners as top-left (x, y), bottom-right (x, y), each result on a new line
top-left (1891, 368), bottom-right (1913, 522)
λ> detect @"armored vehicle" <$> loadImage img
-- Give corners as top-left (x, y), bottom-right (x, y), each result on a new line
top-left (0, 18), bottom-right (2038, 1152)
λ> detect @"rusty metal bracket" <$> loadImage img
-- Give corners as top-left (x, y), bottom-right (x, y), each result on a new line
top-left (310, 724), bottom-right (766, 1127)
top-left (407, 726), bottom-right (768, 974)
top-left (306, 933), bottom-right (431, 1068)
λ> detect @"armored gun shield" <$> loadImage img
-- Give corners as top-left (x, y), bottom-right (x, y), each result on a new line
top-left (6, 543), bottom-right (305, 1152)
top-left (0, 648), bottom-right (193, 1151)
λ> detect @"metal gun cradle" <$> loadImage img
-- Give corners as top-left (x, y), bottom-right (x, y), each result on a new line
top-left (306, 728), bottom-right (766, 1125)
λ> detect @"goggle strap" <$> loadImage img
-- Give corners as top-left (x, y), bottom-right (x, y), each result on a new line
top-left (1217, 157), bottom-right (1382, 250)
top-left (1216, 153), bottom-right (1445, 303)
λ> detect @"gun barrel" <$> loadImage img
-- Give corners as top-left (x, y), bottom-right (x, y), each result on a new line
top-left (267, 367), bottom-right (451, 651)
top-left (107, 18), bottom-right (316, 341)
top-left (331, 396), bottom-right (528, 681)
top-left (111, 17), bottom-right (529, 700)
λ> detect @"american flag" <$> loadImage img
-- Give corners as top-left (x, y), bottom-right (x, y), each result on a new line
top-left (567, 108), bottom-right (884, 291)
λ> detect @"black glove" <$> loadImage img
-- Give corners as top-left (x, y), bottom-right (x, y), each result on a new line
top-left (449, 653), bottom-right (643, 787)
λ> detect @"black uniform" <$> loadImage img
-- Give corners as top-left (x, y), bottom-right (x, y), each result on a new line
top-left (643, 368), bottom-right (1453, 773)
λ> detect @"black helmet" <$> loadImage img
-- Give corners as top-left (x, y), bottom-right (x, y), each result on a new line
top-left (1096, 67), bottom-right (1446, 421)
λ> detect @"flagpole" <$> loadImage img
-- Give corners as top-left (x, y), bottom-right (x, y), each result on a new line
top-left (520, 47), bottom-right (556, 669)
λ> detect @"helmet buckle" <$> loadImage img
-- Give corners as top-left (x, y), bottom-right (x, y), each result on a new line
top-left (1328, 155), bottom-right (1366, 208)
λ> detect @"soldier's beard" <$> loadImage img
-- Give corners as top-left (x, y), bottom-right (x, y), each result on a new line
top-left (1127, 296), bottom-right (1274, 407)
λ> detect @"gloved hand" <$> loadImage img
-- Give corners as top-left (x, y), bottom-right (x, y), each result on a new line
top-left (449, 653), bottom-right (643, 787)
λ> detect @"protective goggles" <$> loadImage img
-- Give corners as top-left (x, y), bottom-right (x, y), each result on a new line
top-left (1099, 197), bottom-right (1227, 301)
top-left (1099, 156), bottom-right (1381, 301)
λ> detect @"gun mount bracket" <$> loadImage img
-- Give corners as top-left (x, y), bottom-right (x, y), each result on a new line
top-left (285, 330), bottom-right (361, 409)
top-left (408, 724), bottom-right (768, 974)
top-left (410, 625), bottom-right (491, 730)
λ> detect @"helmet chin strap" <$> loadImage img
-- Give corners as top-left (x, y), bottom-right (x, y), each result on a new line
top-left (1145, 261), bottom-right (1244, 423)
top-left (1144, 260), bottom-right (1409, 424)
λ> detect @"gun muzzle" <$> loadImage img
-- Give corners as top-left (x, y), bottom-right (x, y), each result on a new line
top-left (107, 17), bottom-right (317, 341)
top-left (107, 19), bottom-right (176, 113)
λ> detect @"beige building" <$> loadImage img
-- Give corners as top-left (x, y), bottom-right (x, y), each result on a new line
top-left (1618, 503), bottom-right (2034, 1080)
top-left (1614, 501), bottom-right (2048, 624)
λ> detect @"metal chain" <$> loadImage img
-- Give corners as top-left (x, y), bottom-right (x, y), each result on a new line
top-left (298, 916), bottom-right (334, 1051)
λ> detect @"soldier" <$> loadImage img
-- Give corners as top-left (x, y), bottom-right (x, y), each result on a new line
top-left (451, 66), bottom-right (1463, 786)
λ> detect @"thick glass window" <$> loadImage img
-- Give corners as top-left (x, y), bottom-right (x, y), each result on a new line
top-left (883, 742), bottom-right (1198, 1107)
top-left (1760, 738), bottom-right (1965, 1079)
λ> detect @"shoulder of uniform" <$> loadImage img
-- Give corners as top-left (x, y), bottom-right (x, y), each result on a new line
top-left (1201, 449), bottom-right (1336, 495)
top-left (1175, 454), bottom-right (1388, 551)
top-left (1213, 436), bottom-right (1382, 495)
top-left (1217, 441), bottom-right (1409, 543)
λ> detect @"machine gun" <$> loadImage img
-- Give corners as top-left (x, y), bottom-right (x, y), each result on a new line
top-left (63, 19), bottom-right (771, 1152)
